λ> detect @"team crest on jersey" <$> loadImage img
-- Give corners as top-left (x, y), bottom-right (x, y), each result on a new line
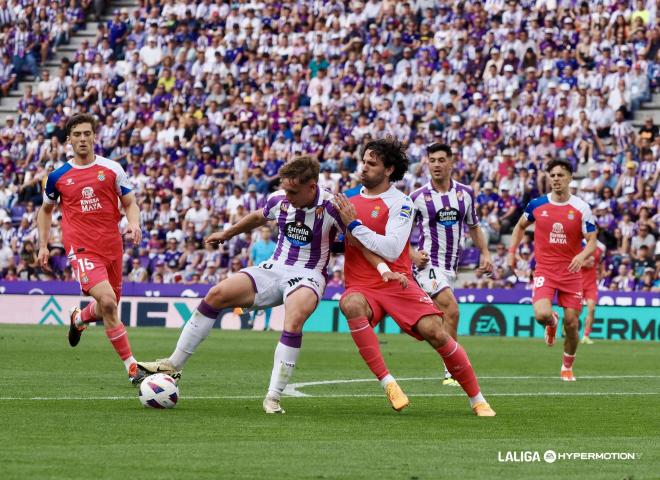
top-left (568, 210), bottom-right (575, 220)
top-left (315, 206), bottom-right (324, 219)
top-left (456, 190), bottom-right (464, 201)
top-left (280, 202), bottom-right (289, 212)
top-left (371, 206), bottom-right (381, 218)
top-left (97, 171), bottom-right (105, 181)
top-left (424, 194), bottom-right (432, 202)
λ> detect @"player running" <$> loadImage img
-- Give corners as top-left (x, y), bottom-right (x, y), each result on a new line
top-left (508, 159), bottom-right (597, 381)
top-left (334, 138), bottom-right (495, 416)
top-left (410, 143), bottom-right (493, 386)
top-left (581, 237), bottom-right (606, 345)
top-left (138, 156), bottom-right (405, 414)
top-left (37, 113), bottom-right (145, 384)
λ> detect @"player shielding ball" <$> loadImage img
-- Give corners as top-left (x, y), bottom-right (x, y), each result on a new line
top-left (410, 143), bottom-right (493, 386)
top-left (335, 138), bottom-right (495, 416)
top-left (508, 159), bottom-right (597, 381)
top-left (37, 113), bottom-right (145, 384)
top-left (138, 156), bottom-right (404, 414)
top-left (581, 238), bottom-right (606, 345)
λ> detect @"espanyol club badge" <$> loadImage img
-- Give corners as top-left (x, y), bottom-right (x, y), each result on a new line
top-left (97, 171), bottom-right (105, 181)
top-left (568, 210), bottom-right (574, 220)
top-left (371, 206), bottom-right (381, 218)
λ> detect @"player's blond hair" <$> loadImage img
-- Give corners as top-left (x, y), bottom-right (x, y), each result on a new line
top-left (279, 156), bottom-right (320, 185)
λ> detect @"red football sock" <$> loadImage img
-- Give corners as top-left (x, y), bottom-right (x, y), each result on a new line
top-left (436, 337), bottom-right (480, 397)
top-left (105, 324), bottom-right (133, 361)
top-left (348, 316), bottom-right (389, 381)
top-left (563, 352), bottom-right (576, 369)
top-left (80, 300), bottom-right (99, 324)
top-left (584, 325), bottom-right (592, 337)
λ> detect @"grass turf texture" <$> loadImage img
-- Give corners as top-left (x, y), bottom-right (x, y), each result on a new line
top-left (0, 324), bottom-right (658, 480)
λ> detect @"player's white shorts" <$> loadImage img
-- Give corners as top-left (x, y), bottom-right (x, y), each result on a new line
top-left (414, 264), bottom-right (456, 297)
top-left (240, 261), bottom-right (326, 309)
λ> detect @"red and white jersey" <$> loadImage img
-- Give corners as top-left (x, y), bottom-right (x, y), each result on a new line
top-left (581, 239), bottom-right (606, 287)
top-left (344, 186), bottom-right (415, 288)
top-left (43, 156), bottom-right (132, 257)
top-left (410, 180), bottom-right (478, 273)
top-left (523, 194), bottom-right (596, 281)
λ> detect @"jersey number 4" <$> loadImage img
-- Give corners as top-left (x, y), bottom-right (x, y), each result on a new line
top-left (429, 269), bottom-right (436, 279)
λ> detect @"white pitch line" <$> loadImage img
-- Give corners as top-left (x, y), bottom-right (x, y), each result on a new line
top-left (283, 375), bottom-right (660, 397)
top-left (0, 392), bottom-right (659, 401)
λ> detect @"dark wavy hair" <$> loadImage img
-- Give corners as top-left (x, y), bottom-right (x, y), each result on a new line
top-left (362, 137), bottom-right (409, 182)
top-left (545, 158), bottom-right (573, 175)
top-left (65, 113), bottom-right (97, 137)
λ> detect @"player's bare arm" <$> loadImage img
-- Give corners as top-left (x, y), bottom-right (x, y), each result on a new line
top-left (507, 216), bottom-right (532, 272)
top-left (36, 202), bottom-right (55, 270)
top-left (206, 209), bottom-right (269, 245)
top-left (120, 192), bottom-right (142, 246)
top-left (409, 245), bottom-right (429, 269)
top-left (568, 231), bottom-right (597, 273)
top-left (469, 225), bottom-right (493, 275)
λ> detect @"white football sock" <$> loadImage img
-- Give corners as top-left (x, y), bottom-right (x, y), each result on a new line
top-left (169, 309), bottom-right (215, 369)
top-left (469, 392), bottom-right (486, 407)
top-left (123, 355), bottom-right (137, 371)
top-left (267, 342), bottom-right (301, 400)
top-left (379, 374), bottom-right (396, 389)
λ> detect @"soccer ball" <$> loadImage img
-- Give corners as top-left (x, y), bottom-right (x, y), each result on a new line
top-left (139, 373), bottom-right (179, 409)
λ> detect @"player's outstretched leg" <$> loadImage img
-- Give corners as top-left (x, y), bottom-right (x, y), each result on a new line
top-left (86, 282), bottom-right (143, 384)
top-left (340, 293), bottom-right (409, 412)
top-left (432, 289), bottom-right (460, 387)
top-left (138, 274), bottom-right (256, 380)
top-left (560, 308), bottom-right (580, 381)
top-left (263, 287), bottom-right (317, 414)
top-left (415, 315), bottom-right (495, 416)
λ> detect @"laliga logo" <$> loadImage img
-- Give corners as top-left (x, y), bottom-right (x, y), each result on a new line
top-left (81, 187), bottom-right (95, 199)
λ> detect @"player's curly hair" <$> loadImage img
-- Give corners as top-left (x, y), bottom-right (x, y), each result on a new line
top-left (362, 137), bottom-right (409, 182)
top-left (279, 155), bottom-right (320, 184)
top-left (65, 113), bottom-right (98, 137)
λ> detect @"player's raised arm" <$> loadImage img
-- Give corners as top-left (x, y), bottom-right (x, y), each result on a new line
top-left (36, 202), bottom-right (55, 270)
top-left (120, 192), bottom-right (142, 246)
top-left (206, 209), bottom-right (269, 245)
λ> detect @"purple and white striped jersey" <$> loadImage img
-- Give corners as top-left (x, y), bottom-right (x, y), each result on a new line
top-left (411, 180), bottom-right (478, 272)
top-left (262, 188), bottom-right (345, 273)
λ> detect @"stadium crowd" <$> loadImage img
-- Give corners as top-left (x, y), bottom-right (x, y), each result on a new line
top-left (0, 0), bottom-right (657, 292)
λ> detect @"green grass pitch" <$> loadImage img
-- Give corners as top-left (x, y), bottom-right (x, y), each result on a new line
top-left (0, 324), bottom-right (658, 479)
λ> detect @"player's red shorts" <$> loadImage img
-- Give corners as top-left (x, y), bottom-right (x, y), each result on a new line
top-left (342, 280), bottom-right (442, 340)
top-left (70, 251), bottom-right (123, 301)
top-left (532, 270), bottom-right (583, 311)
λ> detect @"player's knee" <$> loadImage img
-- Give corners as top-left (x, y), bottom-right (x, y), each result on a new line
top-left (339, 295), bottom-right (368, 319)
top-left (535, 311), bottom-right (553, 324)
top-left (206, 283), bottom-right (228, 308)
top-left (98, 294), bottom-right (117, 317)
top-left (563, 315), bottom-right (579, 330)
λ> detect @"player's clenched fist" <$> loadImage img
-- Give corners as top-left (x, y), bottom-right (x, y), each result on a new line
top-left (206, 231), bottom-right (229, 245)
